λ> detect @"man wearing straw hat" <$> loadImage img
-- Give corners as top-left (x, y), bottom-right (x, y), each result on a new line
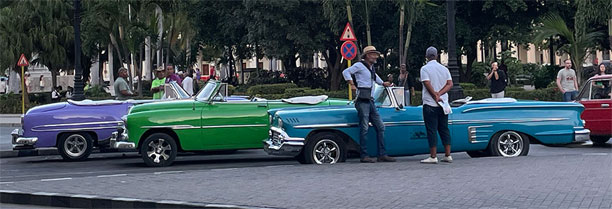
top-left (342, 46), bottom-right (395, 163)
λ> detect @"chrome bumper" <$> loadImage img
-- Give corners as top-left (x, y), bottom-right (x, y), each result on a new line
top-left (263, 127), bottom-right (305, 157)
top-left (11, 129), bottom-right (37, 149)
top-left (110, 128), bottom-right (135, 149)
top-left (574, 129), bottom-right (591, 142)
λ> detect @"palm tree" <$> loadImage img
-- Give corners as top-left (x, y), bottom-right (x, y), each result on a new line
top-left (534, 13), bottom-right (604, 83)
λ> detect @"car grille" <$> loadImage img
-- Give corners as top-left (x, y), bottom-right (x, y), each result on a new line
top-left (270, 130), bottom-right (283, 145)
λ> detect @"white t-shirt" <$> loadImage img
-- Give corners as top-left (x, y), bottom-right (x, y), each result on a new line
top-left (420, 60), bottom-right (452, 107)
top-left (182, 76), bottom-right (194, 96)
top-left (51, 90), bottom-right (59, 99)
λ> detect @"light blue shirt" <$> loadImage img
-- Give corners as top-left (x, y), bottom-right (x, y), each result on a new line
top-left (342, 62), bottom-right (383, 98)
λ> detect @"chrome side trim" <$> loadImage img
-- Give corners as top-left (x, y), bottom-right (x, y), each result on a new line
top-left (462, 105), bottom-right (581, 113)
top-left (141, 124), bottom-right (267, 130)
top-left (201, 124), bottom-right (267, 129)
top-left (294, 123), bottom-right (357, 129)
top-left (31, 126), bottom-right (123, 132)
top-left (32, 121), bottom-right (124, 129)
top-left (468, 125), bottom-right (493, 144)
top-left (141, 125), bottom-right (199, 130)
top-left (384, 121), bottom-right (425, 126)
top-left (450, 118), bottom-right (568, 125)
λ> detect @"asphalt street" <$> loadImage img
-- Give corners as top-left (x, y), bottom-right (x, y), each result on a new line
top-left (1, 142), bottom-right (610, 209)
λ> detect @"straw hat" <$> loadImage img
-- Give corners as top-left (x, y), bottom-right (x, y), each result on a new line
top-left (361, 46), bottom-right (380, 58)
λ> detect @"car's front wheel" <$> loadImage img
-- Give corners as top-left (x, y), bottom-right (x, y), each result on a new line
top-left (300, 133), bottom-right (347, 164)
top-left (489, 131), bottom-right (530, 157)
top-left (140, 133), bottom-right (177, 167)
top-left (58, 133), bottom-right (93, 161)
top-left (591, 136), bottom-right (610, 145)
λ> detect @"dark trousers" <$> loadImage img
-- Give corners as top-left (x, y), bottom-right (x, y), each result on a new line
top-left (355, 99), bottom-right (386, 158)
top-left (423, 105), bottom-right (451, 148)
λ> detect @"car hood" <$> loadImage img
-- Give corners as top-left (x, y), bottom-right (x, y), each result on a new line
top-left (129, 99), bottom-right (194, 114)
top-left (26, 102), bottom-right (67, 114)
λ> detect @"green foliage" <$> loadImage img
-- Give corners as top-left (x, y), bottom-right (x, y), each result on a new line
top-left (284, 68), bottom-right (328, 90)
top-left (532, 65), bottom-right (560, 89)
top-left (247, 70), bottom-right (287, 85)
top-left (470, 62), bottom-right (489, 87)
top-left (84, 85), bottom-right (111, 98)
top-left (459, 83), bottom-right (476, 90)
top-left (0, 93), bottom-right (42, 114)
top-left (247, 83), bottom-right (298, 95)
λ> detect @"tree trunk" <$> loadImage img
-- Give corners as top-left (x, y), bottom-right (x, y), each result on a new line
top-left (108, 43), bottom-right (115, 89)
top-left (464, 41), bottom-right (478, 82)
top-left (549, 36), bottom-right (555, 65)
top-left (364, 0), bottom-right (371, 46)
top-left (137, 43), bottom-right (144, 96)
top-left (399, 2), bottom-right (404, 67)
top-left (8, 68), bottom-right (20, 93)
top-left (401, 0), bottom-right (417, 65)
top-left (323, 46), bottom-right (343, 91)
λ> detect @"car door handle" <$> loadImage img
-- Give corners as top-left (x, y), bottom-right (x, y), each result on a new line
top-left (602, 104), bottom-right (610, 108)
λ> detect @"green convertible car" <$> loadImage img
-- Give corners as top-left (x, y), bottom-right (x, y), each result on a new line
top-left (110, 81), bottom-right (348, 166)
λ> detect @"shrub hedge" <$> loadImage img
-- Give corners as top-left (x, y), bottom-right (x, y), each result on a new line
top-left (247, 83), bottom-right (298, 95)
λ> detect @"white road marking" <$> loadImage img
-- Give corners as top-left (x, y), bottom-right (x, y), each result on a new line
top-left (153, 171), bottom-right (183, 175)
top-left (97, 174), bottom-right (127, 178)
top-left (0, 182), bottom-right (14, 184)
top-left (71, 194), bottom-right (99, 199)
top-left (210, 168), bottom-right (237, 172)
top-left (32, 192), bottom-right (60, 196)
top-left (40, 177), bottom-right (72, 182)
top-left (264, 165), bottom-right (294, 168)
top-left (158, 200), bottom-right (188, 204)
top-left (582, 153), bottom-right (609, 156)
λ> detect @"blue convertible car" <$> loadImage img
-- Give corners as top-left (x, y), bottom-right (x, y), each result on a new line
top-left (264, 85), bottom-right (590, 164)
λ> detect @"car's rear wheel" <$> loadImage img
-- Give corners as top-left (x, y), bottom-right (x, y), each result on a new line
top-left (591, 136), bottom-right (610, 145)
top-left (301, 133), bottom-right (346, 164)
top-left (140, 133), bottom-right (177, 167)
top-left (489, 131), bottom-right (530, 157)
top-left (58, 133), bottom-right (93, 161)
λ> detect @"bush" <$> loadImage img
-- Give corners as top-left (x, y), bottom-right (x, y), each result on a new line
top-left (247, 83), bottom-right (298, 95)
top-left (470, 62), bottom-right (489, 87)
top-left (532, 65), bottom-right (560, 89)
top-left (284, 67), bottom-right (328, 90)
top-left (247, 70), bottom-right (287, 85)
top-left (459, 83), bottom-right (476, 90)
top-left (84, 85), bottom-right (111, 97)
top-left (327, 90), bottom-right (349, 99)
top-left (0, 93), bottom-right (41, 114)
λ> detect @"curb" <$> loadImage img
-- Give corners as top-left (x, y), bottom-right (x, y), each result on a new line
top-left (0, 190), bottom-right (273, 209)
top-left (0, 123), bottom-right (22, 127)
top-left (0, 148), bottom-right (58, 158)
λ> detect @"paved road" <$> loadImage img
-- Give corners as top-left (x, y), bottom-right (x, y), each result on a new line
top-left (1, 126), bottom-right (16, 151)
top-left (1, 143), bottom-right (610, 209)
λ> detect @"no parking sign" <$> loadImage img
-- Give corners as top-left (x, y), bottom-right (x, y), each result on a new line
top-left (341, 41), bottom-right (357, 61)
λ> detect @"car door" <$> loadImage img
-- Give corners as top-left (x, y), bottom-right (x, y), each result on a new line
top-left (578, 78), bottom-right (612, 136)
top-left (200, 99), bottom-right (270, 150)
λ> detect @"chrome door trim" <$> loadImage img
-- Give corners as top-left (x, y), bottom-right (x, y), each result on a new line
top-left (200, 124), bottom-right (267, 129)
top-left (450, 118), bottom-right (568, 124)
top-left (462, 105), bottom-right (581, 113)
top-left (32, 126), bottom-right (123, 132)
top-left (141, 125), bottom-right (200, 130)
top-left (32, 121), bottom-right (124, 128)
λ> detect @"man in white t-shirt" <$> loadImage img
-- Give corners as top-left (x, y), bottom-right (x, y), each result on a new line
top-left (182, 70), bottom-right (194, 96)
top-left (556, 59), bottom-right (579, 101)
top-left (420, 46), bottom-right (453, 164)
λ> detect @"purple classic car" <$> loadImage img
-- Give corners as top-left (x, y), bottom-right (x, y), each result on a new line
top-left (11, 82), bottom-right (190, 160)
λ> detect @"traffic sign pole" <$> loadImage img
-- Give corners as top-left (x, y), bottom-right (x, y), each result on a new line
top-left (348, 60), bottom-right (352, 101)
top-left (21, 66), bottom-right (25, 114)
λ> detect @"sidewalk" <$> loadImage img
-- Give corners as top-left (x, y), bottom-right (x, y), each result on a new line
top-left (0, 114), bottom-right (21, 127)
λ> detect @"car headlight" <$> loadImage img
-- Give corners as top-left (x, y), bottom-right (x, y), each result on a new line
top-left (269, 115), bottom-right (273, 125)
top-left (277, 118), bottom-right (283, 129)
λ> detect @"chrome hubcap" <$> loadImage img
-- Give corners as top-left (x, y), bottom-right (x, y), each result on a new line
top-left (146, 138), bottom-right (172, 164)
top-left (313, 139), bottom-right (339, 164)
top-left (64, 134), bottom-right (87, 157)
top-left (497, 131), bottom-right (523, 157)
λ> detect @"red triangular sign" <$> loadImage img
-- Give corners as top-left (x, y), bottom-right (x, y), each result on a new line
top-left (17, 54), bottom-right (29, 67)
top-left (340, 22), bottom-right (357, 41)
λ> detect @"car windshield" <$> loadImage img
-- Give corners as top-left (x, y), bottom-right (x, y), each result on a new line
top-left (195, 82), bottom-right (218, 101)
top-left (372, 84), bottom-right (392, 106)
top-left (580, 78), bottom-right (612, 100)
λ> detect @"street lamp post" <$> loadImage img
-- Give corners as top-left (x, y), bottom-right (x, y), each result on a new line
top-left (446, 0), bottom-right (464, 101)
top-left (72, 0), bottom-right (85, 101)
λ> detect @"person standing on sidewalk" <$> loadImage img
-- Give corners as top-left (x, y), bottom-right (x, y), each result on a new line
top-left (487, 61), bottom-right (507, 98)
top-left (342, 46), bottom-right (396, 163)
top-left (556, 59), bottom-right (579, 101)
top-left (114, 67), bottom-right (137, 100)
top-left (398, 64), bottom-right (416, 106)
top-left (182, 70), bottom-right (194, 96)
top-left (420, 46), bottom-right (453, 164)
top-left (151, 67), bottom-right (166, 100)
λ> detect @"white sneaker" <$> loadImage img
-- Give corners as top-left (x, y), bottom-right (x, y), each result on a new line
top-left (441, 155), bottom-right (453, 163)
top-left (420, 157), bottom-right (438, 164)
